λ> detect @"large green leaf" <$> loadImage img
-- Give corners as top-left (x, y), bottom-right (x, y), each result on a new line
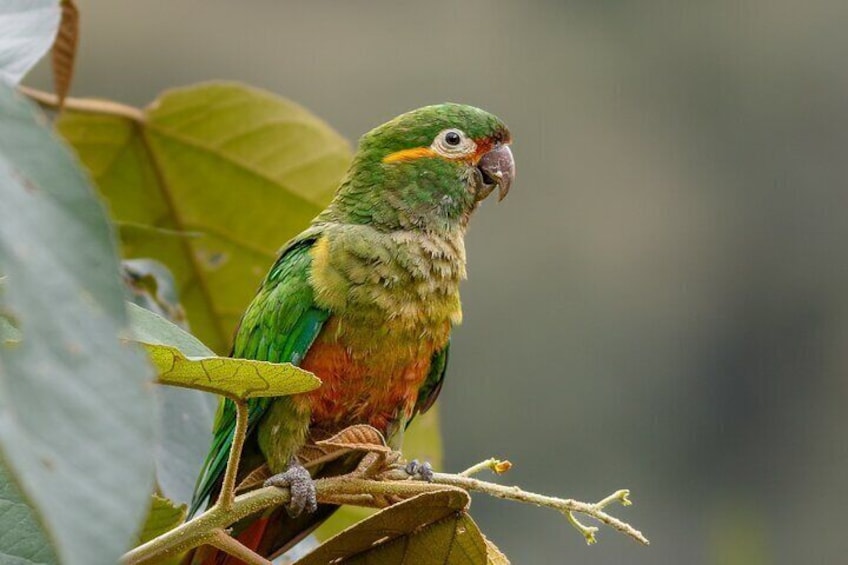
top-left (57, 82), bottom-right (351, 353)
top-left (135, 495), bottom-right (186, 546)
top-left (126, 303), bottom-right (217, 506)
top-left (0, 86), bottom-right (156, 565)
top-left (0, 0), bottom-right (60, 85)
top-left (0, 466), bottom-right (57, 565)
top-left (296, 490), bottom-right (499, 564)
top-left (132, 494), bottom-right (185, 565)
top-left (0, 314), bottom-right (19, 343)
top-left (153, 385), bottom-right (216, 508)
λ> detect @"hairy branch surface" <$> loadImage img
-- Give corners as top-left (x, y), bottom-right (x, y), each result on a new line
top-left (123, 461), bottom-right (647, 564)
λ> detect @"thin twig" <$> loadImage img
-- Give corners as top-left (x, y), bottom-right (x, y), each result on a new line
top-left (595, 489), bottom-right (631, 510)
top-left (430, 472), bottom-right (648, 546)
top-left (459, 457), bottom-right (511, 477)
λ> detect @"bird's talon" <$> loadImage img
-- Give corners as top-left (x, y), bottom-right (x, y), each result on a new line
top-left (404, 459), bottom-right (434, 482)
top-left (263, 463), bottom-right (317, 517)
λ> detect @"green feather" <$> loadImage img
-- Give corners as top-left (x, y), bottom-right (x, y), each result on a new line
top-left (410, 341), bottom-right (450, 424)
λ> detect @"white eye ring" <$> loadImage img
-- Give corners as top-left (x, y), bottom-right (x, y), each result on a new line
top-left (431, 128), bottom-right (476, 158)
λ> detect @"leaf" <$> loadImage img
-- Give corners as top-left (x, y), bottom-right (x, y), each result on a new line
top-left (126, 302), bottom-right (217, 505)
top-left (132, 312), bottom-right (319, 497)
top-left (57, 82), bottom-right (352, 353)
top-left (296, 490), bottom-right (491, 565)
top-left (0, 0), bottom-right (60, 85)
top-left (0, 85), bottom-right (156, 565)
top-left (153, 384), bottom-right (217, 507)
top-left (300, 424), bottom-right (390, 473)
top-left (136, 495), bottom-right (186, 545)
top-left (50, 0), bottom-right (77, 108)
top-left (314, 411), bottom-right (445, 541)
top-left (143, 342), bottom-right (321, 401)
top-left (312, 506), bottom-right (376, 547)
top-left (0, 465), bottom-right (58, 565)
top-left (235, 464), bottom-right (271, 494)
top-left (127, 300), bottom-right (212, 357)
top-left (117, 220), bottom-right (202, 247)
top-left (124, 258), bottom-right (189, 329)
top-left (483, 536), bottom-right (511, 565)
top-left (128, 302), bottom-right (319, 500)
top-left (0, 313), bottom-right (20, 343)
top-left (315, 424), bottom-right (390, 453)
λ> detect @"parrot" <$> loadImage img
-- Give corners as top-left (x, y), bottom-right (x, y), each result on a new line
top-left (185, 103), bottom-right (514, 564)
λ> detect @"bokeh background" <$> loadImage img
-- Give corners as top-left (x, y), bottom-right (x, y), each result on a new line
top-left (28, 1), bottom-right (848, 563)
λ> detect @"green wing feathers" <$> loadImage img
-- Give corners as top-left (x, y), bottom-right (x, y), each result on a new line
top-left (411, 341), bottom-right (450, 422)
top-left (189, 236), bottom-right (329, 515)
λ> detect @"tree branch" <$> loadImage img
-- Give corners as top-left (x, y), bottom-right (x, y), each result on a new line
top-left (122, 458), bottom-right (647, 564)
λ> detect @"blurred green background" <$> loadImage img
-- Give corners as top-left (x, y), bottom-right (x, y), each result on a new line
top-left (28, 1), bottom-right (848, 563)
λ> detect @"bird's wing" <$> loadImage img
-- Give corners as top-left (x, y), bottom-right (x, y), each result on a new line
top-left (189, 234), bottom-right (329, 515)
top-left (410, 340), bottom-right (450, 422)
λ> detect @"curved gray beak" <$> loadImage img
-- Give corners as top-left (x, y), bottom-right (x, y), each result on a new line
top-left (477, 144), bottom-right (515, 202)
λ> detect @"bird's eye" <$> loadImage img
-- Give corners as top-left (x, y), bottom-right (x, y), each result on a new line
top-left (431, 128), bottom-right (475, 158)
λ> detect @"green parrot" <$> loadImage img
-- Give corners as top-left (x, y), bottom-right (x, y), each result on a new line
top-left (186, 103), bottom-right (514, 563)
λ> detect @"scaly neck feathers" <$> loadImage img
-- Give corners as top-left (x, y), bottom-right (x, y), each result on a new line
top-left (308, 222), bottom-right (466, 345)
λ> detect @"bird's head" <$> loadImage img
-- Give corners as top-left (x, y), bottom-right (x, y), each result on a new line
top-left (325, 103), bottom-right (514, 231)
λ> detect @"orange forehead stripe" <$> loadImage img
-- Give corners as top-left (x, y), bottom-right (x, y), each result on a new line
top-left (382, 147), bottom-right (438, 163)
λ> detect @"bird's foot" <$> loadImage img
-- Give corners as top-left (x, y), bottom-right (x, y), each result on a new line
top-left (404, 459), bottom-right (434, 482)
top-left (263, 462), bottom-right (317, 517)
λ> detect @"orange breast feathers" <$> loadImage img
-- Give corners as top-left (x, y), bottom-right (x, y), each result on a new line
top-left (298, 317), bottom-right (441, 433)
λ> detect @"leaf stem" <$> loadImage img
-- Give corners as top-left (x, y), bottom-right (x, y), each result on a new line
top-left (18, 85), bottom-right (145, 121)
top-left (217, 400), bottom-right (249, 510)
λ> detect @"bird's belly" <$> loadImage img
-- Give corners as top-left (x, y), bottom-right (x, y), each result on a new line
top-left (298, 316), bottom-right (446, 436)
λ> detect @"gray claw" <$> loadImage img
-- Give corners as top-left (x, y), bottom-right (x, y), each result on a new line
top-left (404, 459), bottom-right (434, 482)
top-left (264, 463), bottom-right (317, 517)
